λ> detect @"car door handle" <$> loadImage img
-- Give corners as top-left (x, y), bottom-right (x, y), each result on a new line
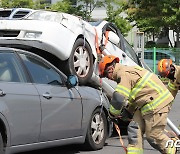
top-left (43, 92), bottom-right (52, 99)
top-left (0, 90), bottom-right (6, 97)
top-left (122, 53), bottom-right (126, 58)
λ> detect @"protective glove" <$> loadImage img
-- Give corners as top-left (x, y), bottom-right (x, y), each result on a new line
top-left (97, 53), bottom-right (102, 63)
top-left (120, 108), bottom-right (133, 122)
top-left (108, 112), bottom-right (119, 125)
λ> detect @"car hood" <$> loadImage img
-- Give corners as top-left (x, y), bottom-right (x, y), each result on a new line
top-left (0, 19), bottom-right (64, 32)
top-left (0, 12), bottom-right (92, 33)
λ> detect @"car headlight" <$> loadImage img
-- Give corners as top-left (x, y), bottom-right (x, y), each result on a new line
top-left (24, 32), bottom-right (42, 39)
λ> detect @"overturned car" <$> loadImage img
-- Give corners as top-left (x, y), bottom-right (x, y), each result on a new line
top-left (0, 10), bottom-right (142, 94)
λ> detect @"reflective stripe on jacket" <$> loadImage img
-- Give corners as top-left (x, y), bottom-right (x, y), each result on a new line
top-left (127, 147), bottom-right (143, 154)
top-left (113, 64), bottom-right (174, 115)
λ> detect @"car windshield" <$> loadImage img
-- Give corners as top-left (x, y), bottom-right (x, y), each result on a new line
top-left (88, 21), bottom-right (102, 26)
top-left (123, 38), bottom-right (140, 65)
top-left (27, 11), bottom-right (63, 22)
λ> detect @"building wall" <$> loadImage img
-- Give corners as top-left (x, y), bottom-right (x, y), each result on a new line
top-left (51, 0), bottom-right (76, 5)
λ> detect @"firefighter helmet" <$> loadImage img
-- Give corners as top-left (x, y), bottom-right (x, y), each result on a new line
top-left (99, 55), bottom-right (119, 77)
top-left (158, 59), bottom-right (173, 77)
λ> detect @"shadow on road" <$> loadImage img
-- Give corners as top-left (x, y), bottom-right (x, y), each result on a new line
top-left (17, 144), bottom-right (87, 154)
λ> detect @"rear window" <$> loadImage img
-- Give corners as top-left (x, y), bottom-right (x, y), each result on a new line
top-left (0, 9), bottom-right (30, 19)
top-left (0, 10), bottom-right (12, 18)
top-left (12, 11), bottom-right (30, 18)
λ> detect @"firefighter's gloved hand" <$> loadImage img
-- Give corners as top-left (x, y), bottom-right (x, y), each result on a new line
top-left (108, 112), bottom-right (119, 125)
top-left (109, 92), bottom-right (126, 115)
top-left (97, 53), bottom-right (102, 63)
top-left (120, 108), bottom-right (133, 122)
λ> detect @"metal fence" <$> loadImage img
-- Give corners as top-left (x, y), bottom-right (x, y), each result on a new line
top-left (144, 48), bottom-right (180, 74)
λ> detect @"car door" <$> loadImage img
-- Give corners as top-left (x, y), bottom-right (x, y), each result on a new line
top-left (0, 51), bottom-right (41, 145)
top-left (19, 53), bottom-right (83, 141)
top-left (100, 23), bottom-right (140, 67)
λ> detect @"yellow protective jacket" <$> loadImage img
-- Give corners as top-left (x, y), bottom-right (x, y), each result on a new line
top-left (112, 63), bottom-right (174, 116)
top-left (167, 64), bottom-right (180, 98)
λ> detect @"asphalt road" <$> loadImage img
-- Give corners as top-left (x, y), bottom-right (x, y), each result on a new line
top-left (17, 92), bottom-right (180, 154)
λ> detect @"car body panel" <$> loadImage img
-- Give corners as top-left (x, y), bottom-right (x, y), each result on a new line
top-left (0, 19), bottom-right (79, 60)
top-left (76, 86), bottom-right (109, 136)
top-left (0, 82), bottom-right (41, 145)
top-left (34, 84), bottom-right (83, 141)
top-left (5, 136), bottom-right (84, 154)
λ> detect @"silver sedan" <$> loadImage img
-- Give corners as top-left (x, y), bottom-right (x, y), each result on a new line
top-left (0, 47), bottom-right (111, 154)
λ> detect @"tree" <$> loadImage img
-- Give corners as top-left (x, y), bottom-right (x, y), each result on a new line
top-left (33, 0), bottom-right (48, 9)
top-left (126, 0), bottom-right (180, 47)
top-left (77, 0), bottom-right (105, 21)
top-left (0, 0), bottom-right (46, 9)
top-left (51, 0), bottom-right (85, 18)
top-left (51, 0), bottom-right (73, 13)
top-left (0, 0), bottom-right (10, 8)
top-left (11, 0), bottom-right (34, 8)
top-left (105, 0), bottom-right (132, 36)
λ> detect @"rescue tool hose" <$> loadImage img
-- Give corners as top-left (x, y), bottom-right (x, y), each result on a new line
top-left (114, 123), bottom-right (127, 153)
top-left (167, 118), bottom-right (180, 139)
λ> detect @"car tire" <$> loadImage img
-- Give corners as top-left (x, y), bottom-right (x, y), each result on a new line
top-left (84, 108), bottom-right (107, 150)
top-left (0, 133), bottom-right (5, 154)
top-left (66, 38), bottom-right (94, 85)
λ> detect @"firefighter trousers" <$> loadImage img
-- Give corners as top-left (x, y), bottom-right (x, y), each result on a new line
top-left (127, 105), bottom-right (176, 154)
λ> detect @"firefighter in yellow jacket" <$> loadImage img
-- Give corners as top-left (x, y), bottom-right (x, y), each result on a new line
top-left (99, 55), bottom-right (175, 154)
top-left (158, 59), bottom-right (180, 98)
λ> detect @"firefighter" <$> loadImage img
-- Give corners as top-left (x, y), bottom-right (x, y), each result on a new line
top-left (158, 59), bottom-right (180, 98)
top-left (99, 55), bottom-right (176, 154)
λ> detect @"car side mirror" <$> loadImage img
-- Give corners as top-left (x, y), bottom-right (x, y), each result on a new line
top-left (66, 75), bottom-right (78, 88)
top-left (108, 31), bottom-right (120, 45)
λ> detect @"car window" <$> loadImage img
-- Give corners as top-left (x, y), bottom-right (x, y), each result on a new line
top-left (19, 53), bottom-right (63, 85)
top-left (0, 9), bottom-right (12, 18)
top-left (144, 52), bottom-right (153, 59)
top-left (123, 38), bottom-right (139, 64)
top-left (144, 51), bottom-right (171, 60)
top-left (0, 52), bottom-right (27, 83)
top-left (156, 52), bottom-right (171, 60)
top-left (12, 11), bottom-right (30, 19)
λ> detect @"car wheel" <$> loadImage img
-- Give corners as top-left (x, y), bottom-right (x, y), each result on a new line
top-left (67, 38), bottom-right (94, 85)
top-left (84, 108), bottom-right (107, 150)
top-left (0, 133), bottom-right (5, 154)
